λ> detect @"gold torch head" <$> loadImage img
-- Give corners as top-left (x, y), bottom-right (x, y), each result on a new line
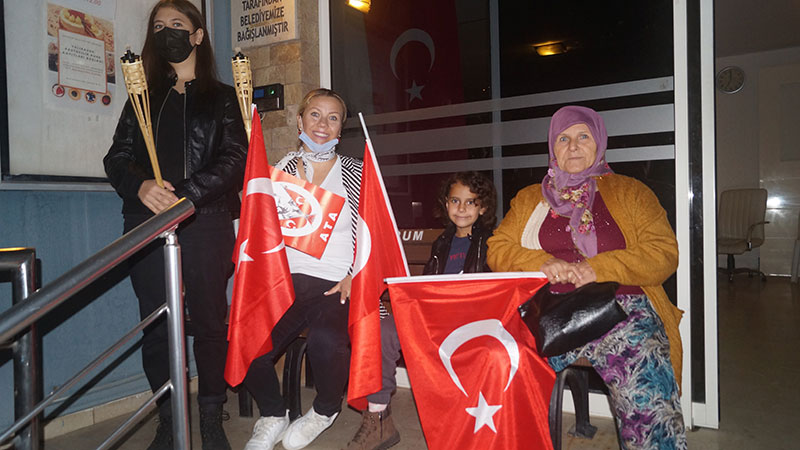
top-left (231, 48), bottom-right (253, 139)
top-left (120, 48), bottom-right (148, 96)
top-left (231, 49), bottom-right (253, 91)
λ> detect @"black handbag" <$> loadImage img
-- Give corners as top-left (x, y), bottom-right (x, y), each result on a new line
top-left (518, 281), bottom-right (626, 357)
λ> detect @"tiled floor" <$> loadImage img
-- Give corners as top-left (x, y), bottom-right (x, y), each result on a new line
top-left (45, 276), bottom-right (800, 449)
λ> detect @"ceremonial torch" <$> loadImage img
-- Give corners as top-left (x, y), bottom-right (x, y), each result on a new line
top-left (231, 48), bottom-right (253, 140)
top-left (120, 48), bottom-right (164, 188)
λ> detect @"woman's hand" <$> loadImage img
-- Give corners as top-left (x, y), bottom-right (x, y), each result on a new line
top-left (138, 180), bottom-right (179, 214)
top-left (571, 260), bottom-right (597, 288)
top-left (325, 275), bottom-right (352, 305)
top-left (540, 258), bottom-right (575, 284)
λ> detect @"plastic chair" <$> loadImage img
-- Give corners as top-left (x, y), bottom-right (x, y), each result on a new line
top-left (549, 358), bottom-right (622, 450)
top-left (717, 188), bottom-right (769, 281)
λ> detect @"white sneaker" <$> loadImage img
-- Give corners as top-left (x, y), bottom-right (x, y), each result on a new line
top-left (243, 412), bottom-right (289, 450)
top-left (281, 407), bottom-right (338, 450)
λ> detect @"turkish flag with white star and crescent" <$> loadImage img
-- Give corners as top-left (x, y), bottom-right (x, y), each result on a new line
top-left (347, 136), bottom-right (410, 409)
top-left (363, 0), bottom-right (462, 114)
top-left (387, 273), bottom-right (554, 450)
top-left (225, 108), bottom-right (295, 387)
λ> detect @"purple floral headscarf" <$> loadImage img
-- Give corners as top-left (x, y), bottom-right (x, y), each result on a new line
top-left (541, 105), bottom-right (613, 258)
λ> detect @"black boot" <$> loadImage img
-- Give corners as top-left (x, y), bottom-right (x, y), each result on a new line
top-left (199, 404), bottom-right (231, 450)
top-left (147, 413), bottom-right (173, 450)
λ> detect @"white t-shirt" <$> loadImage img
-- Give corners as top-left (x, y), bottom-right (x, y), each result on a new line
top-left (285, 158), bottom-right (354, 282)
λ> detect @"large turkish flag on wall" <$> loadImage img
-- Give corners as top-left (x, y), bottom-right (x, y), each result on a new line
top-left (363, 0), bottom-right (463, 113)
top-left (387, 273), bottom-right (554, 450)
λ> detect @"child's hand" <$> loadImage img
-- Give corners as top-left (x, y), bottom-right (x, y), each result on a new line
top-left (324, 275), bottom-right (352, 304)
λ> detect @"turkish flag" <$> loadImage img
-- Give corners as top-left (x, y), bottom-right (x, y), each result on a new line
top-left (348, 138), bottom-right (410, 409)
top-left (363, 0), bottom-right (463, 114)
top-left (225, 109), bottom-right (295, 387)
top-left (387, 273), bottom-right (554, 450)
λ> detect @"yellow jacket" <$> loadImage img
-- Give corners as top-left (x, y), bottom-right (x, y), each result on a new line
top-left (487, 174), bottom-right (683, 385)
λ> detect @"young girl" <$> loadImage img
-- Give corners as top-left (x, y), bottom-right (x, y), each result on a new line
top-left (424, 171), bottom-right (497, 275)
top-left (343, 171), bottom-right (497, 450)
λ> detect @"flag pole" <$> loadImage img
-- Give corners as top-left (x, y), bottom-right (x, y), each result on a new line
top-left (357, 113), bottom-right (410, 275)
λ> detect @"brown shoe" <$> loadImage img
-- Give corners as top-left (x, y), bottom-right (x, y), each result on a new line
top-left (343, 406), bottom-right (400, 450)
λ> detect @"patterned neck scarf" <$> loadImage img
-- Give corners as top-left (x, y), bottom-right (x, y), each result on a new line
top-left (285, 146), bottom-right (338, 182)
top-left (541, 105), bottom-right (613, 258)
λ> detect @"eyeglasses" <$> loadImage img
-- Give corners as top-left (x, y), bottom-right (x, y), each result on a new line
top-left (448, 197), bottom-right (480, 208)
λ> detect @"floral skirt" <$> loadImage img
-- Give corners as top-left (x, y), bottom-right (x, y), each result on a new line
top-left (547, 294), bottom-right (687, 450)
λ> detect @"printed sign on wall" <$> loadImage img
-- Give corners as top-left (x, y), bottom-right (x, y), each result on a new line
top-left (231, 0), bottom-right (297, 49)
top-left (46, 2), bottom-right (116, 113)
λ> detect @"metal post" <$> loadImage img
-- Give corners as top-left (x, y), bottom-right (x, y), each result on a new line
top-left (163, 229), bottom-right (191, 449)
top-left (2, 248), bottom-right (42, 450)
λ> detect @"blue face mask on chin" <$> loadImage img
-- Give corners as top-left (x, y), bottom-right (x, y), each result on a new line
top-left (299, 131), bottom-right (338, 153)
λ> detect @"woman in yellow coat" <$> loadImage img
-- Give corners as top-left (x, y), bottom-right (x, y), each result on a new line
top-left (487, 106), bottom-right (686, 450)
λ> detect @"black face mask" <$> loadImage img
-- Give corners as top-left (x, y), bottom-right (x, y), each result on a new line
top-left (154, 27), bottom-right (196, 63)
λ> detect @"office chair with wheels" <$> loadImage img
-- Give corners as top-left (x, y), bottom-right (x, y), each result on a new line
top-left (717, 188), bottom-right (769, 281)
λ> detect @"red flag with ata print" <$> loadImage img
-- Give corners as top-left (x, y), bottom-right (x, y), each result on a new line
top-left (387, 273), bottom-right (554, 450)
top-left (225, 109), bottom-right (295, 387)
top-left (348, 136), bottom-right (410, 409)
top-left (269, 167), bottom-right (345, 259)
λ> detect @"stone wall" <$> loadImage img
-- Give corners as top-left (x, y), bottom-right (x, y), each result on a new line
top-left (247, 1), bottom-right (320, 163)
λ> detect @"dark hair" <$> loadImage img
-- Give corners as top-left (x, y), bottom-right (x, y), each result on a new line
top-left (435, 171), bottom-right (497, 230)
top-left (141, 0), bottom-right (219, 93)
top-left (297, 88), bottom-right (348, 125)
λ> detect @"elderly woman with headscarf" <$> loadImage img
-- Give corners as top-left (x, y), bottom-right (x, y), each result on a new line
top-left (487, 106), bottom-right (686, 449)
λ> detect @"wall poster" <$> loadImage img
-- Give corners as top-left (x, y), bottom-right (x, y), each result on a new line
top-left (46, 1), bottom-right (116, 114)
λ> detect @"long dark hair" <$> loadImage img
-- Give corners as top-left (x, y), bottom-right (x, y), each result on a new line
top-left (435, 171), bottom-right (497, 230)
top-left (141, 0), bottom-right (219, 93)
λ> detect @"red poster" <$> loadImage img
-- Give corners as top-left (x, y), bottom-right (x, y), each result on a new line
top-left (270, 167), bottom-right (346, 259)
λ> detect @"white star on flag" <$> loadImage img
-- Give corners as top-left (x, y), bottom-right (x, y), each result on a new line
top-left (405, 80), bottom-right (425, 102)
top-left (236, 239), bottom-right (254, 273)
top-left (465, 391), bottom-right (503, 433)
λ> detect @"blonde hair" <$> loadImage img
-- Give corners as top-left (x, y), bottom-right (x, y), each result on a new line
top-left (297, 88), bottom-right (348, 125)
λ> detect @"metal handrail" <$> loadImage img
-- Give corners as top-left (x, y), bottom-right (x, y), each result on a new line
top-left (0, 198), bottom-right (195, 449)
top-left (0, 199), bottom-right (193, 343)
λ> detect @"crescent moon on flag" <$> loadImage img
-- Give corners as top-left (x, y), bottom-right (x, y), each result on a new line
top-left (390, 28), bottom-right (435, 79)
top-left (438, 319), bottom-right (520, 397)
top-left (263, 242), bottom-right (285, 254)
top-left (352, 215), bottom-right (371, 277)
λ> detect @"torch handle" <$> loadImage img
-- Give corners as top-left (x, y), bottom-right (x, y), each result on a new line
top-left (127, 91), bottom-right (164, 188)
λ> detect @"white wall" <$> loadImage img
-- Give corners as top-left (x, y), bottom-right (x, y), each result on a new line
top-left (715, 46), bottom-right (800, 274)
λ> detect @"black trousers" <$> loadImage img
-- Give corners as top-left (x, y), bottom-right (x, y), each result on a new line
top-left (124, 212), bottom-right (234, 408)
top-left (243, 274), bottom-right (350, 417)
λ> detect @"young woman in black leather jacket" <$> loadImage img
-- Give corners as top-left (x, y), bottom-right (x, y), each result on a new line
top-left (103, 2), bottom-right (246, 449)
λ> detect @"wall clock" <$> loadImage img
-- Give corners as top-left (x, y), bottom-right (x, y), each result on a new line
top-left (716, 66), bottom-right (745, 94)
